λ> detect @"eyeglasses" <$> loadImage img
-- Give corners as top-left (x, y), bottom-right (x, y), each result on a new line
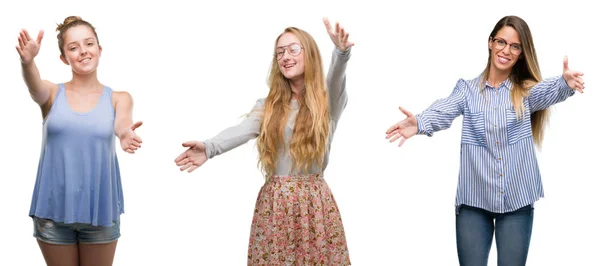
top-left (491, 37), bottom-right (522, 55)
top-left (275, 43), bottom-right (303, 60)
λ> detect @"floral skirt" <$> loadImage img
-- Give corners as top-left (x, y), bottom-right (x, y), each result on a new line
top-left (247, 174), bottom-right (351, 265)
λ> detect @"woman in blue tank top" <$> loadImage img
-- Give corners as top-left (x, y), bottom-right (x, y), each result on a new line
top-left (16, 16), bottom-right (143, 266)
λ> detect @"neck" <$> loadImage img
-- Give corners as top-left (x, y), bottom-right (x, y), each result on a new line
top-left (487, 66), bottom-right (511, 88)
top-left (68, 70), bottom-right (102, 91)
top-left (290, 78), bottom-right (305, 100)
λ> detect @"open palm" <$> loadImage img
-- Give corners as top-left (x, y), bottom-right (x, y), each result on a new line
top-left (385, 106), bottom-right (418, 147)
top-left (174, 141), bottom-right (208, 173)
top-left (119, 121), bottom-right (143, 154)
top-left (323, 17), bottom-right (354, 52)
top-left (562, 56), bottom-right (585, 93)
top-left (16, 29), bottom-right (43, 64)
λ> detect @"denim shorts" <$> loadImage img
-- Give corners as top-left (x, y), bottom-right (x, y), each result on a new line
top-left (32, 216), bottom-right (121, 245)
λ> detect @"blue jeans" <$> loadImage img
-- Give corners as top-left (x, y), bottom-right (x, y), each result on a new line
top-left (456, 204), bottom-right (534, 266)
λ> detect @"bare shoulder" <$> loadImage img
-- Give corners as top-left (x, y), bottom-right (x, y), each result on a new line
top-left (45, 81), bottom-right (60, 94)
top-left (41, 81), bottom-right (60, 104)
top-left (111, 90), bottom-right (134, 109)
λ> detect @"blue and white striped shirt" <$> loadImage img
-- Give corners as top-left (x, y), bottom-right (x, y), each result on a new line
top-left (416, 75), bottom-right (574, 213)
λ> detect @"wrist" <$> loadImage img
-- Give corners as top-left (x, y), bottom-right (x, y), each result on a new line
top-left (117, 128), bottom-right (129, 139)
top-left (20, 59), bottom-right (34, 66)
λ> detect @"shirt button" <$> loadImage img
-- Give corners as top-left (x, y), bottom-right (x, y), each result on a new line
top-left (496, 141), bottom-right (499, 145)
top-left (498, 157), bottom-right (502, 160)
top-left (500, 173), bottom-right (503, 177)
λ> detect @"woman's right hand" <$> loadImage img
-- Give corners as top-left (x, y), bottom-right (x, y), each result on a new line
top-left (385, 106), bottom-right (418, 147)
top-left (174, 141), bottom-right (208, 173)
top-left (16, 29), bottom-right (44, 64)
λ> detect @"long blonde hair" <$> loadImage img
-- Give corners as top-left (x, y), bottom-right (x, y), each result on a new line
top-left (256, 27), bottom-right (330, 176)
top-left (481, 15), bottom-right (548, 148)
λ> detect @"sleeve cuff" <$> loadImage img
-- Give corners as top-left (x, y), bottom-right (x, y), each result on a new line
top-left (416, 114), bottom-right (433, 137)
top-left (202, 140), bottom-right (215, 159)
top-left (334, 46), bottom-right (351, 58)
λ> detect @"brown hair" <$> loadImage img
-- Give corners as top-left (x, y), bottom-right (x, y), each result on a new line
top-left (56, 16), bottom-right (99, 56)
top-left (256, 27), bottom-right (330, 176)
top-left (481, 15), bottom-right (547, 148)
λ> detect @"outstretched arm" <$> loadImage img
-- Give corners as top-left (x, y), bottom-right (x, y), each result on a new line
top-left (16, 29), bottom-right (57, 107)
top-left (113, 91), bottom-right (143, 154)
top-left (528, 56), bottom-right (584, 112)
top-left (386, 79), bottom-right (467, 147)
top-left (174, 99), bottom-right (264, 173)
top-left (323, 17), bottom-right (354, 121)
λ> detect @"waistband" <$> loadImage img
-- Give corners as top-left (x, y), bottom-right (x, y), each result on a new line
top-left (265, 173), bottom-right (324, 182)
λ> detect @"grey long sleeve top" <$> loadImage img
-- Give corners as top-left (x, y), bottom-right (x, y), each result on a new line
top-left (203, 47), bottom-right (351, 176)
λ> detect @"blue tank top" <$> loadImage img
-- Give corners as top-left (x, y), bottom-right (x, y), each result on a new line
top-left (29, 83), bottom-right (124, 227)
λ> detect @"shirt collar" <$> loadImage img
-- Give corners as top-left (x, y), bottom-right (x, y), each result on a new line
top-left (480, 75), bottom-right (514, 91)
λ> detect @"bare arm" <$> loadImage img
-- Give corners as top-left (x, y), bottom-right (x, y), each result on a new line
top-left (113, 91), bottom-right (143, 154)
top-left (16, 29), bottom-right (57, 106)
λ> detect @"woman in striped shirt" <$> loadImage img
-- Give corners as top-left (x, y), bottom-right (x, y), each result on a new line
top-left (385, 15), bottom-right (585, 266)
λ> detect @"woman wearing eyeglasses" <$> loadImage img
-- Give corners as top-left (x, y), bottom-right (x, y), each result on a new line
top-left (385, 15), bottom-right (584, 266)
top-left (174, 18), bottom-right (353, 265)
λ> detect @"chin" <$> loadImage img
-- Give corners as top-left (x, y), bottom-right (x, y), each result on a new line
top-left (73, 67), bottom-right (98, 75)
top-left (282, 72), bottom-right (296, 80)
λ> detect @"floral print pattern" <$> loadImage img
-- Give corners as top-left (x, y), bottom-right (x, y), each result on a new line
top-left (248, 174), bottom-right (351, 265)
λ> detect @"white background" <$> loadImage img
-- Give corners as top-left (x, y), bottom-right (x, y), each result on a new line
top-left (0, 0), bottom-right (598, 265)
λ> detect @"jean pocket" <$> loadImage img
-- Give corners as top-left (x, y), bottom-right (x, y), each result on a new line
top-left (461, 111), bottom-right (487, 147)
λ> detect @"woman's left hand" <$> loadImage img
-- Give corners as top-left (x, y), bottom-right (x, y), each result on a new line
top-left (323, 17), bottom-right (354, 52)
top-left (119, 121), bottom-right (143, 154)
top-left (562, 56), bottom-right (585, 93)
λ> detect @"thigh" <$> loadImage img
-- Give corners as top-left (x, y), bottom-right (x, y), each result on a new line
top-left (495, 205), bottom-right (534, 266)
top-left (456, 205), bottom-right (494, 266)
top-left (37, 240), bottom-right (79, 266)
top-left (78, 241), bottom-right (118, 266)
top-left (76, 220), bottom-right (120, 266)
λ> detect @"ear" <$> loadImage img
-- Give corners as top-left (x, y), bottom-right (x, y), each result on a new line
top-left (488, 37), bottom-right (493, 50)
top-left (99, 45), bottom-right (102, 56)
top-left (60, 54), bottom-right (69, 65)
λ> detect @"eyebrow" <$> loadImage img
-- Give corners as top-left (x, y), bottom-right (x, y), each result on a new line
top-left (276, 42), bottom-right (300, 49)
top-left (66, 37), bottom-right (96, 46)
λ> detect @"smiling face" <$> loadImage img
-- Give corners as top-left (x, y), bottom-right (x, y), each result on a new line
top-left (488, 26), bottom-right (522, 74)
top-left (59, 25), bottom-right (102, 75)
top-left (276, 32), bottom-right (305, 83)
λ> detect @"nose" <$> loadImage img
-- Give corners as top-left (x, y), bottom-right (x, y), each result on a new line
top-left (80, 46), bottom-right (88, 55)
top-left (281, 49), bottom-right (292, 61)
top-left (501, 44), bottom-right (511, 55)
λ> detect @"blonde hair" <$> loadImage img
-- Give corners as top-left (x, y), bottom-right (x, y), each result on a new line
top-left (481, 15), bottom-right (547, 148)
top-left (256, 27), bottom-right (330, 176)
